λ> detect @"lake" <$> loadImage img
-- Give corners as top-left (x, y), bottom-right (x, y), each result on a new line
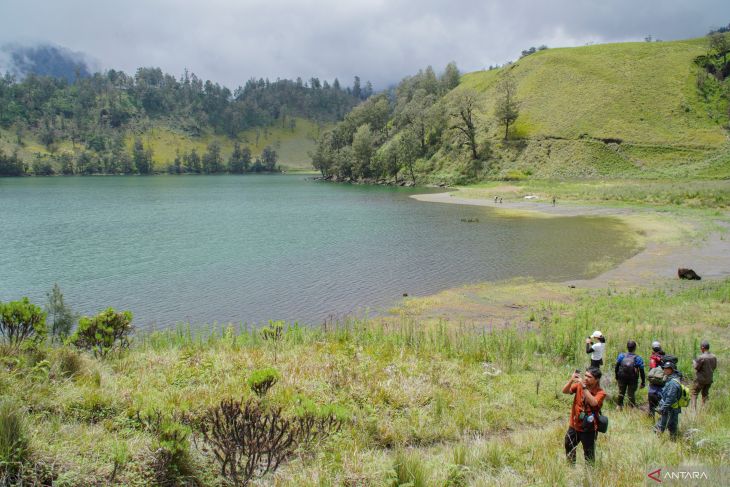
top-left (0, 175), bottom-right (639, 327)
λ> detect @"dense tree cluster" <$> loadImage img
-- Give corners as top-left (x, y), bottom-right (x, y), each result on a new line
top-left (312, 62), bottom-right (521, 184)
top-left (312, 63), bottom-right (465, 183)
top-left (695, 31), bottom-right (730, 105)
top-left (167, 142), bottom-right (278, 175)
top-left (0, 67), bottom-right (367, 175)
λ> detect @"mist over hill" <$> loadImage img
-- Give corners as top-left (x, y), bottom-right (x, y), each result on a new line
top-left (0, 43), bottom-right (94, 83)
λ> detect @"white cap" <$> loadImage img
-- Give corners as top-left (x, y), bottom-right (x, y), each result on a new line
top-left (652, 341), bottom-right (661, 349)
top-left (591, 330), bottom-right (603, 338)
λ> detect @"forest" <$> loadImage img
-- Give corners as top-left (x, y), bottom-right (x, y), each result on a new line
top-left (0, 67), bottom-right (368, 175)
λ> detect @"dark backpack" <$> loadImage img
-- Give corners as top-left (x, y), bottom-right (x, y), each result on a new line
top-left (617, 353), bottom-right (638, 382)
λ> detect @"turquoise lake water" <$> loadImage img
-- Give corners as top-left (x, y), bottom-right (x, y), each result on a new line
top-left (0, 175), bottom-right (638, 328)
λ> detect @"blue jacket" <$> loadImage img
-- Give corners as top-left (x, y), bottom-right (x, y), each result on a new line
top-left (615, 352), bottom-right (646, 384)
top-left (657, 372), bottom-right (682, 412)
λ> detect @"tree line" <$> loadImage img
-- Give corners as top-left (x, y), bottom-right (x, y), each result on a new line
top-left (0, 139), bottom-right (279, 176)
top-left (0, 67), bottom-right (369, 175)
top-left (311, 62), bottom-right (520, 184)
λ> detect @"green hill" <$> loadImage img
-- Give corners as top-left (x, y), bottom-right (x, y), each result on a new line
top-left (313, 36), bottom-right (730, 184)
top-left (0, 118), bottom-right (324, 173)
top-left (125, 118), bottom-right (325, 172)
top-left (449, 37), bottom-right (730, 179)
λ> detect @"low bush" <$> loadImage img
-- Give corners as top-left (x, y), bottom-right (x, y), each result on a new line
top-left (0, 298), bottom-right (47, 349)
top-left (70, 308), bottom-right (133, 358)
top-left (136, 409), bottom-right (195, 485)
top-left (247, 367), bottom-right (280, 397)
top-left (68, 389), bottom-right (117, 423)
top-left (52, 348), bottom-right (83, 379)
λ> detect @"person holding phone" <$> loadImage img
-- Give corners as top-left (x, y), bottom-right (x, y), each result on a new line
top-left (562, 367), bottom-right (606, 464)
top-left (585, 331), bottom-right (605, 368)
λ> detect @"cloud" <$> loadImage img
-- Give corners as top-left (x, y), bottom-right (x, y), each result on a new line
top-left (0, 0), bottom-right (728, 89)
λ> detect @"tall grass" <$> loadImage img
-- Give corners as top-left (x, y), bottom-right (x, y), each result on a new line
top-left (0, 279), bottom-right (727, 484)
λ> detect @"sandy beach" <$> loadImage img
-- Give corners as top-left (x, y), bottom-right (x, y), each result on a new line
top-left (411, 191), bottom-right (730, 288)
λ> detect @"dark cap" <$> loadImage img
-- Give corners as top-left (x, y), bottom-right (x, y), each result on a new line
top-left (701, 340), bottom-right (710, 350)
top-left (661, 361), bottom-right (676, 370)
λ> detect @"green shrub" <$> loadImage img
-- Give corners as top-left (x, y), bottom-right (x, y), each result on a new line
top-left (69, 390), bottom-right (117, 423)
top-left (0, 399), bottom-right (29, 482)
top-left (151, 421), bottom-right (193, 484)
top-left (70, 308), bottom-right (133, 358)
top-left (502, 169), bottom-right (529, 180)
top-left (134, 409), bottom-right (194, 481)
top-left (0, 298), bottom-right (47, 349)
top-left (389, 450), bottom-right (428, 487)
top-left (52, 348), bottom-right (83, 379)
top-left (294, 397), bottom-right (349, 448)
top-left (248, 367), bottom-right (280, 397)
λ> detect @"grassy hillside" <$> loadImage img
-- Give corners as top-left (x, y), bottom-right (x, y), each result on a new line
top-left (463, 38), bottom-right (726, 145)
top-left (0, 117), bottom-right (324, 173)
top-left (1, 278), bottom-right (727, 485)
top-left (431, 37), bottom-right (730, 181)
top-left (126, 117), bottom-right (325, 171)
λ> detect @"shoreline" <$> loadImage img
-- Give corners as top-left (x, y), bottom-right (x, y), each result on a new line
top-left (410, 191), bottom-right (730, 288)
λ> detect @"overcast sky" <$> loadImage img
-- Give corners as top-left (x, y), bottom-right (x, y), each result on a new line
top-left (1, 0), bottom-right (729, 89)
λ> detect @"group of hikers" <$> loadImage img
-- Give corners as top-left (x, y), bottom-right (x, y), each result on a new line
top-left (563, 331), bottom-right (718, 464)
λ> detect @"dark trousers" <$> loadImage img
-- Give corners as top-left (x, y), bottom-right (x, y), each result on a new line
top-left (617, 380), bottom-right (638, 407)
top-left (590, 359), bottom-right (603, 369)
top-left (648, 392), bottom-right (661, 414)
top-left (655, 408), bottom-right (680, 440)
top-left (565, 427), bottom-right (597, 464)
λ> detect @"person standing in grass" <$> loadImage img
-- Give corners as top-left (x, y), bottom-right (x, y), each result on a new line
top-left (563, 367), bottom-right (606, 465)
top-left (585, 331), bottom-right (605, 368)
top-left (614, 340), bottom-right (645, 409)
top-left (655, 361), bottom-right (683, 440)
top-left (647, 341), bottom-right (666, 416)
top-left (692, 340), bottom-right (717, 409)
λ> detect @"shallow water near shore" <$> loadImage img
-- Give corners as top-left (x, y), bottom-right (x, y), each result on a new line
top-left (0, 175), bottom-right (640, 327)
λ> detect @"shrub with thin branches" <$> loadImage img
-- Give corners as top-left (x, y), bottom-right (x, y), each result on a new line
top-left (198, 398), bottom-right (297, 486)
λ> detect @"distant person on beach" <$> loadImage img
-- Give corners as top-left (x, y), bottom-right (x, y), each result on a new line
top-left (494, 196), bottom-right (498, 203)
top-left (655, 360), bottom-right (684, 440)
top-left (563, 367), bottom-right (606, 465)
top-left (552, 196), bottom-right (556, 206)
top-left (585, 331), bottom-right (605, 368)
top-left (692, 340), bottom-right (717, 408)
top-left (615, 340), bottom-right (645, 409)
top-left (499, 197), bottom-right (503, 204)
top-left (647, 341), bottom-right (666, 415)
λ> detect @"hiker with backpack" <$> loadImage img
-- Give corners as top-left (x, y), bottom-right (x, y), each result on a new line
top-left (655, 360), bottom-right (689, 440)
top-left (562, 367), bottom-right (606, 465)
top-left (614, 340), bottom-right (646, 409)
top-left (692, 340), bottom-right (718, 409)
top-left (585, 331), bottom-right (606, 368)
top-left (647, 341), bottom-right (666, 415)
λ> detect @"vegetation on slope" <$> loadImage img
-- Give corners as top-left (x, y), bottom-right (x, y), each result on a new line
top-left (313, 34), bottom-right (730, 184)
top-left (1, 278), bottom-right (727, 485)
top-left (0, 67), bottom-right (366, 175)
